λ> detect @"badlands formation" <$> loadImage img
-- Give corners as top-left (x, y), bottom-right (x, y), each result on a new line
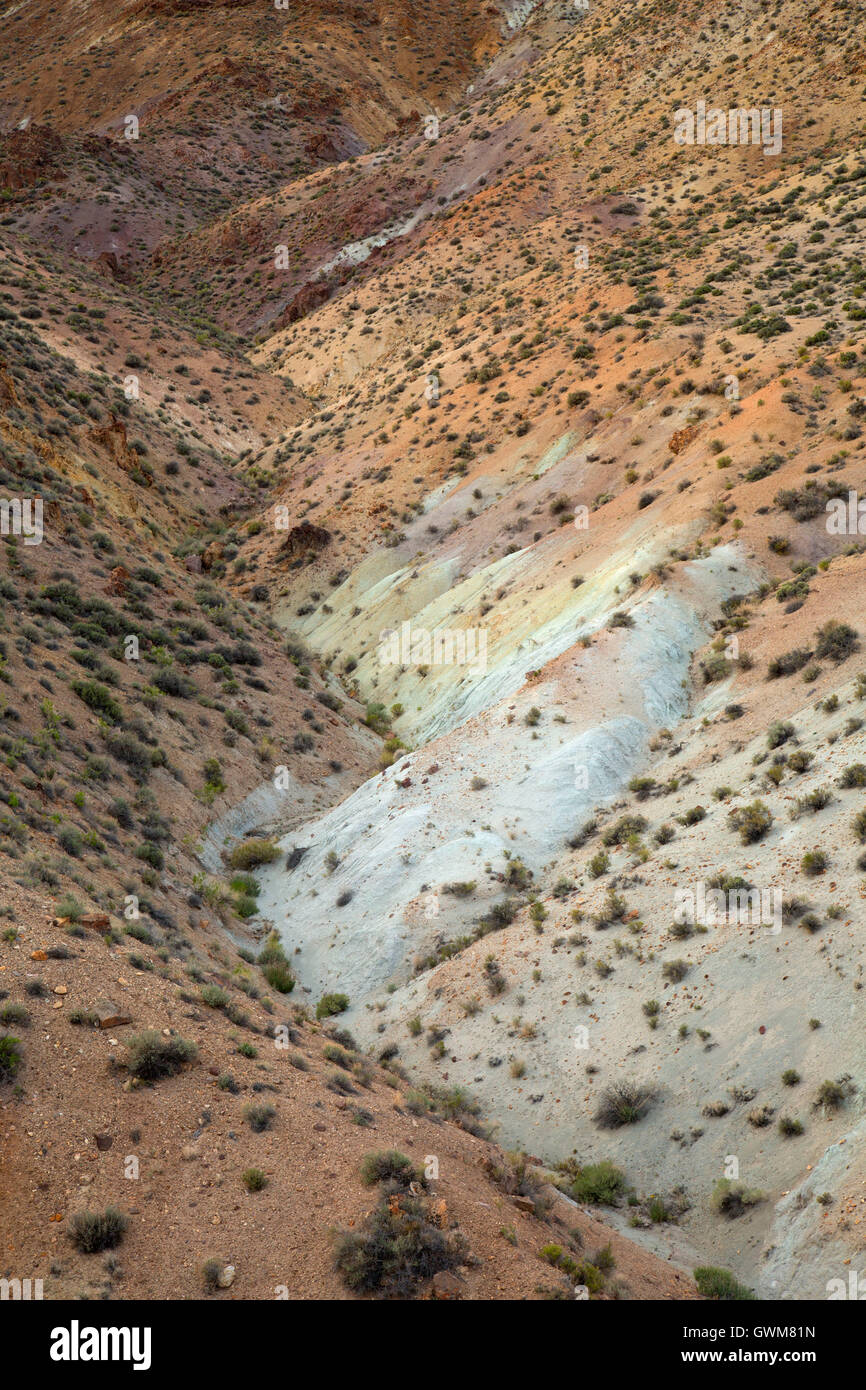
top-left (1, 0), bottom-right (865, 1301)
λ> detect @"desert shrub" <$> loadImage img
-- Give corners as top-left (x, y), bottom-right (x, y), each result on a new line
top-left (481, 1150), bottom-right (552, 1215)
top-left (323, 1044), bottom-right (353, 1071)
top-left (227, 839), bottom-right (279, 870)
top-left (327, 1070), bottom-right (356, 1095)
top-left (68, 1207), bottom-right (128, 1254)
top-left (125, 920), bottom-right (154, 945)
top-left (242, 1168), bottom-right (267, 1192)
top-left (333, 1190), bottom-right (466, 1295)
top-left (693, 1266), bottom-right (755, 1300)
top-left (601, 814), bottom-right (647, 847)
top-left (778, 1116), bottom-right (804, 1137)
top-left (56, 892), bottom-right (84, 922)
top-left (787, 750), bottom-right (813, 773)
top-left (767, 648), bottom-right (812, 679)
top-left (839, 764), bottom-right (866, 788)
top-left (568, 1160), bottom-right (625, 1205)
top-left (747, 1105), bottom-right (774, 1129)
top-left (124, 1030), bottom-right (197, 1081)
top-left (316, 992), bottom-right (349, 1019)
top-left (801, 849), bottom-right (828, 876)
top-left (794, 786), bottom-right (832, 817)
top-left (201, 1259), bottom-right (223, 1292)
top-left (442, 880), bottom-right (477, 897)
top-left (587, 850), bottom-right (610, 878)
top-left (0, 1034), bottom-right (22, 1082)
top-left (813, 1079), bottom-right (849, 1111)
top-left (568, 819), bottom-right (597, 849)
top-left (136, 842), bottom-right (164, 870)
top-left (243, 1103), bottom-right (276, 1132)
top-left (710, 1179), bottom-right (765, 1218)
top-left (852, 809), bottom-right (866, 843)
top-left (70, 680), bottom-right (123, 723)
top-left (701, 653), bottom-right (730, 684)
top-left (0, 1003), bottom-right (29, 1027)
top-left (257, 933), bottom-right (295, 992)
top-left (198, 980), bottom-right (230, 1007)
top-left (262, 959), bottom-right (294, 993)
top-left (360, 1150), bottom-right (417, 1188)
top-left (152, 668), bottom-right (194, 698)
top-left (594, 1081), bottom-right (655, 1129)
top-left (814, 621), bottom-right (858, 663)
top-left (57, 825), bottom-right (84, 857)
top-left (767, 720), bottom-right (795, 749)
top-left (728, 800), bottom-right (773, 844)
top-left (628, 776), bottom-right (656, 800)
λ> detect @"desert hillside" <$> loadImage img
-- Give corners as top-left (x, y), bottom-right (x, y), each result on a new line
top-left (1, 0), bottom-right (865, 1303)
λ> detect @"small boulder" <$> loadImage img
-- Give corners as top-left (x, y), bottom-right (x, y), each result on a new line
top-left (94, 999), bottom-right (132, 1029)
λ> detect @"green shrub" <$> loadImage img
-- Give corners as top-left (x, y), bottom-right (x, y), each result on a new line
top-left (316, 992), bottom-right (349, 1020)
top-left (70, 680), bottom-right (123, 723)
top-left (767, 720), bottom-right (795, 749)
top-left (587, 850), bottom-right (610, 878)
top-left (767, 648), bottom-right (812, 679)
top-left (710, 1179), bottom-right (766, 1218)
top-left (124, 1030), bottom-right (197, 1081)
top-left (0, 1003), bottom-right (29, 1027)
top-left (594, 1081), bottom-right (655, 1129)
top-left (200, 985), bottom-right (230, 1009)
top-left (68, 1207), bottom-right (128, 1254)
top-left (728, 800), bottom-right (773, 844)
top-left (778, 1116), bottom-right (804, 1137)
top-left (262, 960), bottom-right (295, 993)
top-left (569, 1160), bottom-right (625, 1205)
top-left (814, 621), bottom-right (858, 663)
top-left (242, 1167), bottom-right (267, 1192)
top-left (228, 839), bottom-right (280, 870)
top-left (693, 1266), bottom-right (755, 1300)
top-left (0, 1034), bottom-right (22, 1083)
top-left (243, 1103), bottom-right (276, 1132)
top-left (801, 849), bottom-right (827, 877)
top-left (360, 1150), bottom-right (417, 1188)
top-left (136, 842), bottom-right (164, 870)
top-left (601, 814), bottom-right (647, 846)
top-left (813, 1079), bottom-right (848, 1111)
top-left (57, 825), bottom-right (84, 857)
top-left (662, 959), bottom-right (689, 983)
top-left (334, 1190), bottom-right (466, 1295)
